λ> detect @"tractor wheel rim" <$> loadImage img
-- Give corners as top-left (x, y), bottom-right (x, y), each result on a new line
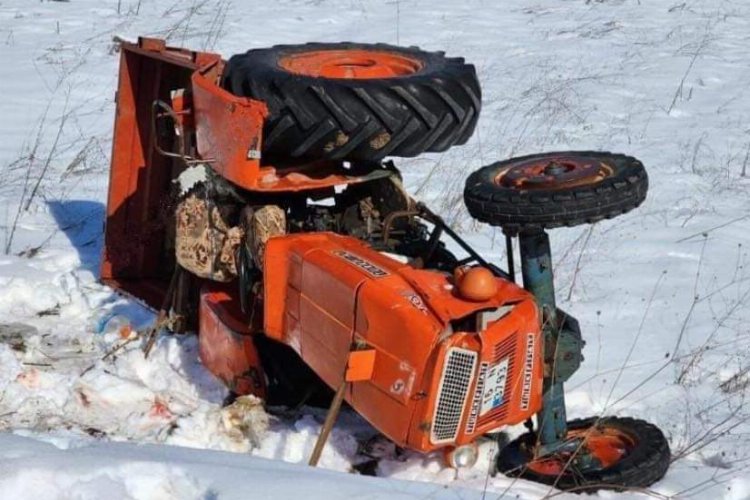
top-left (494, 156), bottom-right (615, 190)
top-left (525, 426), bottom-right (637, 476)
top-left (278, 50), bottom-right (423, 79)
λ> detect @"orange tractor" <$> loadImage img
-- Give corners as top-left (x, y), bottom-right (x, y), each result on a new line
top-left (102, 37), bottom-right (669, 491)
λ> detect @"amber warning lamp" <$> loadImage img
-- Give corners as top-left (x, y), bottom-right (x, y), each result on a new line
top-left (454, 266), bottom-right (498, 302)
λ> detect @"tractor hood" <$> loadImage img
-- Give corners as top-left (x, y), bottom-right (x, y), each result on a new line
top-left (263, 232), bottom-right (530, 347)
top-left (263, 232), bottom-right (540, 446)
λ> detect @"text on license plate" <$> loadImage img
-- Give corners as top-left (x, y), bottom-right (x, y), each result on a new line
top-left (480, 358), bottom-right (509, 416)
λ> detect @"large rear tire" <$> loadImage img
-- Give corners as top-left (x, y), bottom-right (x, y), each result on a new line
top-left (222, 42), bottom-right (481, 162)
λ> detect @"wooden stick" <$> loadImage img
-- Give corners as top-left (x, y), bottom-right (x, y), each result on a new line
top-left (308, 379), bottom-right (348, 467)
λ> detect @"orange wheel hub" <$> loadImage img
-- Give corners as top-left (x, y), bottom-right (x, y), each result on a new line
top-left (526, 426), bottom-right (637, 476)
top-left (278, 50), bottom-right (423, 79)
top-left (494, 155), bottom-right (615, 190)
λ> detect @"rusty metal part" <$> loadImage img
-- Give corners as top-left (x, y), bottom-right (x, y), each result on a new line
top-left (170, 266), bottom-right (195, 333)
top-left (495, 156), bottom-right (614, 191)
top-left (151, 99), bottom-right (191, 161)
top-left (382, 209), bottom-right (420, 242)
top-left (143, 265), bottom-right (181, 358)
top-left (414, 203), bottom-right (513, 280)
top-left (369, 174), bottom-right (413, 227)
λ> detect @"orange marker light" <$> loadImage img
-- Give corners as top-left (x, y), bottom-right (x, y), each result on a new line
top-left (345, 350), bottom-right (377, 382)
top-left (454, 266), bottom-right (498, 302)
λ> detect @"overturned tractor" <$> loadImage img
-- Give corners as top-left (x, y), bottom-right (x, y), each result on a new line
top-left (101, 37), bottom-right (669, 491)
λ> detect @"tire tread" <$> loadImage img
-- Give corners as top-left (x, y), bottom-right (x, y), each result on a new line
top-left (222, 42), bottom-right (481, 162)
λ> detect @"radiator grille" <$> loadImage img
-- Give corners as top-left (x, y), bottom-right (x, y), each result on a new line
top-left (431, 348), bottom-right (477, 444)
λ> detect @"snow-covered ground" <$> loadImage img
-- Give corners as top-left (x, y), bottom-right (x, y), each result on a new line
top-left (1, 0), bottom-right (750, 498)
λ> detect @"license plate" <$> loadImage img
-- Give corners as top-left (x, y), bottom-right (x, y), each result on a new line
top-left (480, 358), bottom-right (509, 415)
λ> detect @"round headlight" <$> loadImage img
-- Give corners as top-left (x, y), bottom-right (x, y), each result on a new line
top-left (445, 443), bottom-right (479, 469)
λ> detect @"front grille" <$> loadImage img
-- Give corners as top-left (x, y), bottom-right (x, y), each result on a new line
top-left (431, 347), bottom-right (477, 444)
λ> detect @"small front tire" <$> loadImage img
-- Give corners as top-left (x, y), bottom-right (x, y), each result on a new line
top-left (496, 416), bottom-right (670, 492)
top-left (464, 151), bottom-right (648, 232)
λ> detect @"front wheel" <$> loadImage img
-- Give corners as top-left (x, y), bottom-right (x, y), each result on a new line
top-left (496, 416), bottom-right (670, 492)
top-left (464, 151), bottom-right (648, 232)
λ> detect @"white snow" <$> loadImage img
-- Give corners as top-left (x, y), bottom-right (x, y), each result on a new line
top-left (0, 432), bottom-right (480, 500)
top-left (1, 0), bottom-right (750, 499)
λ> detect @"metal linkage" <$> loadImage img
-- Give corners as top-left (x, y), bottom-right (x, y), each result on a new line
top-left (518, 230), bottom-right (568, 450)
top-left (415, 203), bottom-right (513, 281)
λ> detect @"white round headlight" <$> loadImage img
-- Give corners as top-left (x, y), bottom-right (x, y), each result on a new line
top-left (445, 443), bottom-right (479, 469)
